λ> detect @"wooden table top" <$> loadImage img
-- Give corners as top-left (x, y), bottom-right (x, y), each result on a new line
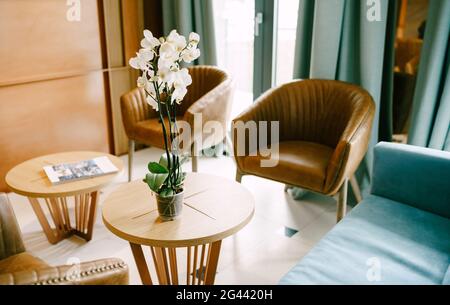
top-left (5, 151), bottom-right (123, 198)
top-left (102, 173), bottom-right (255, 248)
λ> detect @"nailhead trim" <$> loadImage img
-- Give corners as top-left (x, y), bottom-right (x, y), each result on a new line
top-left (32, 262), bottom-right (127, 285)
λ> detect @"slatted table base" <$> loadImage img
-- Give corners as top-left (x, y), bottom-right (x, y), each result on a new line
top-left (28, 191), bottom-right (99, 244)
top-left (130, 240), bottom-right (222, 285)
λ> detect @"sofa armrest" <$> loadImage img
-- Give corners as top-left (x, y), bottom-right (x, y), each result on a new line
top-left (0, 258), bottom-right (129, 285)
top-left (0, 193), bottom-right (26, 260)
top-left (371, 142), bottom-right (450, 218)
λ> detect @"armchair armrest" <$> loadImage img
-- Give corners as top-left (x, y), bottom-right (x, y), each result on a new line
top-left (231, 87), bottom-right (277, 170)
top-left (184, 78), bottom-right (234, 146)
top-left (0, 258), bottom-right (129, 285)
top-left (324, 100), bottom-right (375, 195)
top-left (371, 142), bottom-right (450, 218)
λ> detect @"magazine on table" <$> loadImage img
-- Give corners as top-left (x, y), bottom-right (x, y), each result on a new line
top-left (44, 156), bottom-right (118, 185)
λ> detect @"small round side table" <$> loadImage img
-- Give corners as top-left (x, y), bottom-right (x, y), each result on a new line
top-left (5, 151), bottom-right (123, 244)
top-left (102, 173), bottom-right (255, 285)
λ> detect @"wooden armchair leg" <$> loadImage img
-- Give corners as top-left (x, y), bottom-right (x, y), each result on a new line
top-left (223, 134), bottom-right (233, 156)
top-left (191, 143), bottom-right (198, 172)
top-left (336, 178), bottom-right (348, 223)
top-left (128, 140), bottom-right (135, 182)
top-left (349, 175), bottom-right (363, 203)
top-left (235, 170), bottom-right (243, 183)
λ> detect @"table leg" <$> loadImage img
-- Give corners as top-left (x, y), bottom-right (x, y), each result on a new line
top-left (129, 241), bottom-right (223, 285)
top-left (130, 243), bottom-right (153, 285)
top-left (186, 241), bottom-right (222, 285)
top-left (204, 240), bottom-right (222, 285)
top-left (28, 192), bottom-right (99, 244)
top-left (151, 246), bottom-right (170, 285)
top-left (28, 197), bottom-right (59, 244)
top-left (84, 191), bottom-right (98, 241)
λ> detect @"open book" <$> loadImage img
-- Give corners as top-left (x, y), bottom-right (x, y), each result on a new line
top-left (44, 156), bottom-right (118, 185)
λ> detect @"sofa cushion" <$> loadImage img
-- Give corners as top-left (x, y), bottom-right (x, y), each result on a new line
top-left (239, 141), bottom-right (334, 193)
top-left (280, 195), bottom-right (450, 284)
top-left (0, 252), bottom-right (49, 274)
top-left (134, 116), bottom-right (184, 149)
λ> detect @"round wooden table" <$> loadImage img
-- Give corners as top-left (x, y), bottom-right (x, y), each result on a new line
top-left (6, 151), bottom-right (123, 244)
top-left (102, 173), bottom-right (255, 285)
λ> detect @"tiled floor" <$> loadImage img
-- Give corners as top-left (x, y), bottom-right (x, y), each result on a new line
top-left (8, 147), bottom-right (347, 285)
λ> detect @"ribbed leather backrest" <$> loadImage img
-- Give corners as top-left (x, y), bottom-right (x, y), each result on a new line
top-left (0, 193), bottom-right (25, 260)
top-left (254, 80), bottom-right (373, 148)
top-left (178, 66), bottom-right (229, 114)
top-left (120, 87), bottom-right (152, 138)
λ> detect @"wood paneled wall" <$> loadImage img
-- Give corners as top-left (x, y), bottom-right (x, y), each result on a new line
top-left (0, 0), bottom-right (147, 192)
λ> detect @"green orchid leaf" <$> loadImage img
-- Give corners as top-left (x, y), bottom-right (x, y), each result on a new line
top-left (159, 188), bottom-right (175, 198)
top-left (158, 153), bottom-right (172, 169)
top-left (176, 172), bottom-right (187, 186)
top-left (160, 153), bottom-right (189, 168)
top-left (148, 162), bottom-right (168, 174)
top-left (144, 172), bottom-right (168, 193)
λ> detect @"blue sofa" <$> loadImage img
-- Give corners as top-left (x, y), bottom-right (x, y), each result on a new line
top-left (280, 142), bottom-right (450, 284)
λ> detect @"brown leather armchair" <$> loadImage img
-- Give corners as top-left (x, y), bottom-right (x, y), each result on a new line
top-left (233, 80), bottom-right (375, 222)
top-left (121, 66), bottom-right (233, 181)
top-left (0, 193), bottom-right (129, 285)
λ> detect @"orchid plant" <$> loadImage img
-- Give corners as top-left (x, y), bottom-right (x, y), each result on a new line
top-left (129, 29), bottom-right (201, 197)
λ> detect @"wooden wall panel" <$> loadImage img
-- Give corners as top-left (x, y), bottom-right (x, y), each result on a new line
top-left (105, 0), bottom-right (145, 155)
top-left (0, 0), bottom-right (103, 84)
top-left (0, 0), bottom-right (150, 191)
top-left (0, 74), bottom-right (109, 191)
top-left (121, 0), bottom-right (142, 64)
top-left (108, 68), bottom-right (133, 155)
top-left (0, 0), bottom-right (111, 192)
top-left (144, 0), bottom-right (164, 38)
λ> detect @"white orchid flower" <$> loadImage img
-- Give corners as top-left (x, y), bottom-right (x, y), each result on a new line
top-left (137, 73), bottom-right (157, 97)
top-left (137, 75), bottom-right (147, 88)
top-left (189, 32), bottom-right (200, 46)
top-left (146, 82), bottom-right (157, 98)
top-left (129, 48), bottom-right (154, 71)
top-left (158, 57), bottom-right (172, 71)
top-left (141, 30), bottom-right (161, 50)
top-left (181, 47), bottom-right (201, 63)
top-left (157, 65), bottom-right (175, 85)
top-left (159, 42), bottom-right (179, 64)
top-left (139, 48), bottom-right (154, 62)
top-left (146, 95), bottom-right (159, 111)
top-left (133, 29), bottom-right (200, 110)
top-left (173, 68), bottom-right (192, 89)
top-left (172, 86), bottom-right (188, 103)
top-left (167, 30), bottom-right (187, 52)
top-left (129, 56), bottom-right (146, 71)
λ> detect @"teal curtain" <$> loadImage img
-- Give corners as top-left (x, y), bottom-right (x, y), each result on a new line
top-left (162, 0), bottom-right (217, 65)
top-left (292, 0), bottom-right (398, 199)
top-left (408, 0), bottom-right (450, 151)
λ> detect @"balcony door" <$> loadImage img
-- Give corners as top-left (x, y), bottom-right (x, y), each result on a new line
top-left (213, 0), bottom-right (300, 119)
